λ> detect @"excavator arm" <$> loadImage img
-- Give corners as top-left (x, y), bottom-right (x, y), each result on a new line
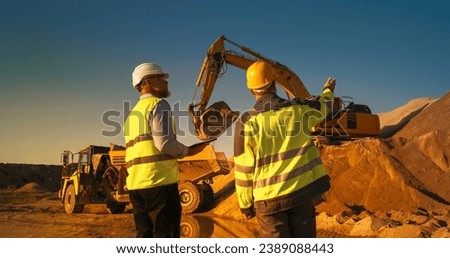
top-left (193, 36), bottom-right (310, 112)
top-left (189, 35), bottom-right (311, 140)
top-left (189, 35), bottom-right (380, 141)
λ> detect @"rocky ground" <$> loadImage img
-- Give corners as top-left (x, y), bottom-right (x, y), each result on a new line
top-left (0, 92), bottom-right (449, 238)
top-left (0, 183), bottom-right (259, 238)
top-left (210, 92), bottom-right (450, 238)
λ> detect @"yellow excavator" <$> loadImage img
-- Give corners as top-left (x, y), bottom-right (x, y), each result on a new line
top-left (188, 35), bottom-right (380, 142)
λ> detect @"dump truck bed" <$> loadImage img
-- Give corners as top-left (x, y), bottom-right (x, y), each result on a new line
top-left (108, 143), bottom-right (231, 213)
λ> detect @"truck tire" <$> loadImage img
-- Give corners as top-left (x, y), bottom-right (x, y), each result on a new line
top-left (64, 184), bottom-right (84, 214)
top-left (180, 215), bottom-right (214, 238)
top-left (106, 202), bottom-right (126, 214)
top-left (104, 166), bottom-right (119, 190)
top-left (180, 215), bottom-right (200, 238)
top-left (178, 181), bottom-right (203, 214)
top-left (199, 184), bottom-right (214, 210)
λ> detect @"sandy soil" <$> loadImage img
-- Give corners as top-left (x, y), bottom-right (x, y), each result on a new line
top-left (1, 91), bottom-right (449, 238)
top-left (0, 188), bottom-right (257, 238)
top-left (0, 179), bottom-right (335, 238)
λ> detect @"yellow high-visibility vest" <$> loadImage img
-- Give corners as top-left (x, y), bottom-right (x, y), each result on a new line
top-left (234, 89), bottom-right (334, 209)
top-left (123, 96), bottom-right (179, 190)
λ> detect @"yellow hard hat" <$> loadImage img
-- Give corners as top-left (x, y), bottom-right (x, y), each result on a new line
top-left (246, 61), bottom-right (276, 90)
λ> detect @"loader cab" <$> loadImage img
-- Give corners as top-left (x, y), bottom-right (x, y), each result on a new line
top-left (59, 145), bottom-right (129, 214)
top-left (61, 150), bottom-right (78, 167)
top-left (78, 152), bottom-right (90, 173)
top-left (60, 151), bottom-right (77, 178)
top-left (75, 145), bottom-right (110, 174)
top-left (61, 151), bottom-right (71, 166)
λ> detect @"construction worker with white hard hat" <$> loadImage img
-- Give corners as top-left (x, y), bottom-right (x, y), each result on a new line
top-left (234, 60), bottom-right (336, 237)
top-left (124, 62), bottom-right (194, 238)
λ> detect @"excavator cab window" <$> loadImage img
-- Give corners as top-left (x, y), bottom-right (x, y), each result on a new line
top-left (342, 96), bottom-right (354, 110)
top-left (342, 96), bottom-right (373, 114)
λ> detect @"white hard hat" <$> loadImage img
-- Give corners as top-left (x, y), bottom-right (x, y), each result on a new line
top-left (132, 63), bottom-right (169, 88)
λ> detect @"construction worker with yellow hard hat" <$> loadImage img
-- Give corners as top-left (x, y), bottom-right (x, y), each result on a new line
top-left (124, 62), bottom-right (196, 238)
top-left (234, 60), bottom-right (336, 237)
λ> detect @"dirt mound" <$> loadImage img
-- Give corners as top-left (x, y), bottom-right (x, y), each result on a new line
top-left (213, 137), bottom-right (449, 216)
top-left (389, 131), bottom-right (450, 199)
top-left (316, 208), bottom-right (449, 238)
top-left (318, 92), bottom-right (450, 214)
top-left (209, 93), bottom-right (450, 237)
top-left (378, 97), bottom-right (436, 138)
top-left (318, 138), bottom-right (449, 214)
top-left (394, 91), bottom-right (450, 139)
top-left (209, 135), bottom-right (450, 237)
top-left (0, 163), bottom-right (61, 191)
top-left (15, 182), bottom-right (49, 193)
top-left (400, 130), bottom-right (450, 173)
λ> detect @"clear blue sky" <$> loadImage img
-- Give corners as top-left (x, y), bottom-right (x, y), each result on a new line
top-left (1, 0), bottom-right (449, 164)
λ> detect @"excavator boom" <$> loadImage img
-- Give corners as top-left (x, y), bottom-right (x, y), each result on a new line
top-left (194, 36), bottom-right (310, 112)
top-left (189, 35), bottom-right (380, 141)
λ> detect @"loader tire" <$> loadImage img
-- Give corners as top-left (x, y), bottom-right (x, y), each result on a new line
top-left (106, 202), bottom-right (126, 214)
top-left (64, 184), bottom-right (84, 214)
top-left (179, 181), bottom-right (203, 214)
top-left (104, 166), bottom-right (119, 190)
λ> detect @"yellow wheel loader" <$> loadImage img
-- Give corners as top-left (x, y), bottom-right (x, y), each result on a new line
top-left (58, 145), bottom-right (129, 214)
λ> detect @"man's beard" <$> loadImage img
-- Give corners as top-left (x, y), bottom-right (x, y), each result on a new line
top-left (152, 88), bottom-right (171, 98)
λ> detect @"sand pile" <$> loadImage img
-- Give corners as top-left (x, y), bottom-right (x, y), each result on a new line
top-left (318, 137), bottom-right (449, 214)
top-left (394, 91), bottom-right (450, 139)
top-left (318, 91), bottom-right (450, 216)
top-left (0, 164), bottom-right (61, 191)
top-left (208, 91), bottom-right (450, 237)
top-left (378, 97), bottom-right (436, 138)
top-left (15, 182), bottom-right (50, 193)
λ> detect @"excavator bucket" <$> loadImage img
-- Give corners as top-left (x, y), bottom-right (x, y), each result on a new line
top-left (192, 101), bottom-right (240, 140)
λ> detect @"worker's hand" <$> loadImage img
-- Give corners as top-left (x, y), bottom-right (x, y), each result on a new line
top-left (187, 145), bottom-right (204, 156)
top-left (240, 206), bottom-right (255, 220)
top-left (324, 77), bottom-right (336, 91)
top-left (186, 139), bottom-right (216, 156)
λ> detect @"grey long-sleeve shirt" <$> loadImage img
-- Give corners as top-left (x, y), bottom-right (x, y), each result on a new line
top-left (141, 95), bottom-right (188, 158)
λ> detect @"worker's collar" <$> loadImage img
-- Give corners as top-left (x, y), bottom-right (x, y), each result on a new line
top-left (254, 93), bottom-right (290, 113)
top-left (140, 93), bottom-right (154, 100)
top-left (255, 92), bottom-right (278, 105)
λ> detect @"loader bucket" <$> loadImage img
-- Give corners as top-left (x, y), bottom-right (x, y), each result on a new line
top-left (194, 101), bottom-right (240, 140)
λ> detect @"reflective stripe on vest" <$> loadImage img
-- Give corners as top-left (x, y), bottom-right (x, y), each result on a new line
top-left (123, 96), bottom-right (179, 190)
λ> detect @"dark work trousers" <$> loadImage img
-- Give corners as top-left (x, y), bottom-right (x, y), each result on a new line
top-left (256, 200), bottom-right (316, 238)
top-left (128, 183), bottom-right (182, 238)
